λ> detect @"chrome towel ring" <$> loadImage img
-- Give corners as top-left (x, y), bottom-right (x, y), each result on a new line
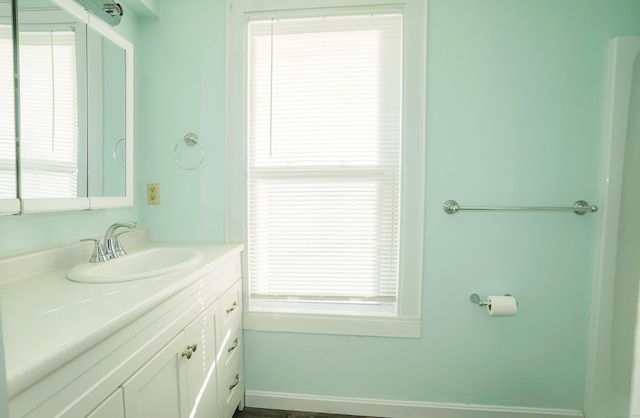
top-left (174, 133), bottom-right (205, 170)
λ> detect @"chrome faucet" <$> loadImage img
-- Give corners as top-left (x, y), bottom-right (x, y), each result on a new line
top-left (81, 238), bottom-right (109, 263)
top-left (103, 221), bottom-right (138, 259)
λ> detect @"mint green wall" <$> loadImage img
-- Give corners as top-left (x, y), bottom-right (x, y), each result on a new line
top-left (0, 8), bottom-right (142, 257)
top-left (131, 0), bottom-right (640, 411)
top-left (238, 0), bottom-right (638, 410)
top-left (136, 0), bottom-right (226, 242)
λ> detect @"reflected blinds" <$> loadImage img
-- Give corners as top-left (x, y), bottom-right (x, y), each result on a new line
top-left (19, 30), bottom-right (78, 198)
top-left (0, 25), bottom-right (15, 198)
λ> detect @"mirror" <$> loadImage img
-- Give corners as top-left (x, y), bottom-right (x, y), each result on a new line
top-left (0, 0), bottom-right (132, 213)
top-left (87, 26), bottom-right (127, 198)
top-left (0, 0), bottom-right (19, 214)
top-left (84, 12), bottom-right (132, 208)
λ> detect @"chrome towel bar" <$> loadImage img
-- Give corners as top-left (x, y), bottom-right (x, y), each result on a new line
top-left (443, 200), bottom-right (598, 215)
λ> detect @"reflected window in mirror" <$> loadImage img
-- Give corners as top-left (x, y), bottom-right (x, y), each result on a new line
top-left (0, 1), bottom-right (16, 200)
top-left (18, 1), bottom-right (87, 199)
top-left (20, 29), bottom-right (81, 197)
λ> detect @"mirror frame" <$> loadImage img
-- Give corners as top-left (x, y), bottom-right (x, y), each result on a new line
top-left (2, 0), bottom-right (133, 214)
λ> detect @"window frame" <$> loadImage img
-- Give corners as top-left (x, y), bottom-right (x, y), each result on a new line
top-left (226, 0), bottom-right (426, 338)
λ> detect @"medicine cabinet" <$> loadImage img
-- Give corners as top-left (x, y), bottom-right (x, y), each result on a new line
top-left (0, 0), bottom-right (133, 215)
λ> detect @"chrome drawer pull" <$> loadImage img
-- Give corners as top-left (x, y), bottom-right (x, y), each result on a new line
top-left (229, 374), bottom-right (240, 391)
top-left (226, 301), bottom-right (238, 314)
top-left (227, 338), bottom-right (239, 353)
top-left (188, 343), bottom-right (198, 352)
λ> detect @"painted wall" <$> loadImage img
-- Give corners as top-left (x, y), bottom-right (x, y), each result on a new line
top-left (0, 6), bottom-right (142, 258)
top-left (243, 0), bottom-right (639, 410)
top-left (136, 0), bottom-right (226, 243)
top-left (130, 0), bottom-right (640, 412)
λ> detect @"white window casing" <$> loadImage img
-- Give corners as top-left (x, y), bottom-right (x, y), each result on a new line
top-left (226, 0), bottom-right (426, 338)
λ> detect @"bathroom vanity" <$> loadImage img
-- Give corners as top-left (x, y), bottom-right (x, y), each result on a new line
top-left (0, 231), bottom-right (244, 417)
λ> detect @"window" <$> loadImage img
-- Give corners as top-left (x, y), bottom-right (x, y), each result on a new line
top-left (227, 0), bottom-right (426, 337)
top-left (248, 14), bottom-right (402, 316)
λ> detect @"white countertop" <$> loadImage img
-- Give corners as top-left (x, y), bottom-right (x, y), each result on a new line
top-left (0, 236), bottom-right (243, 397)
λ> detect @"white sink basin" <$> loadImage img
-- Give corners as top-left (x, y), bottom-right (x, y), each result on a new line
top-left (67, 247), bottom-right (203, 283)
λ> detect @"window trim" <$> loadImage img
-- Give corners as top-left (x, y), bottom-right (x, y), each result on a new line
top-left (226, 0), bottom-right (426, 338)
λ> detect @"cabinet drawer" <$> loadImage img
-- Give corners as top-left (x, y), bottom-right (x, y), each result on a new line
top-left (219, 280), bottom-right (242, 333)
top-left (218, 356), bottom-right (244, 418)
top-left (218, 320), bottom-right (243, 374)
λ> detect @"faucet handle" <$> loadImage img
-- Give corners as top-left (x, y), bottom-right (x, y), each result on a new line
top-left (111, 236), bottom-right (127, 258)
top-left (81, 239), bottom-right (109, 263)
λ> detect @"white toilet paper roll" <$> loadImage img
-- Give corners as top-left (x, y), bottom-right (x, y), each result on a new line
top-left (487, 295), bottom-right (517, 316)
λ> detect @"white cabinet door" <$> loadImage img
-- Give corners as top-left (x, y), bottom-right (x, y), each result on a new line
top-left (122, 332), bottom-right (189, 418)
top-left (184, 303), bottom-right (218, 418)
top-left (87, 388), bottom-right (125, 418)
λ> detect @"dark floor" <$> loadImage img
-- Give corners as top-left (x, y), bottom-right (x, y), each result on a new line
top-left (233, 407), bottom-right (377, 418)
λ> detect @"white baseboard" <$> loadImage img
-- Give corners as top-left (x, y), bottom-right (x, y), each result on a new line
top-left (245, 390), bottom-right (584, 418)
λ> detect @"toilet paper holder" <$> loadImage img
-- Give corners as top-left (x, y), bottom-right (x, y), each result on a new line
top-left (470, 293), bottom-right (518, 307)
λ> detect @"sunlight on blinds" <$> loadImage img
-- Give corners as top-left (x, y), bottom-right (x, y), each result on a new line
top-left (247, 14), bottom-right (402, 314)
top-left (0, 25), bottom-right (16, 198)
top-left (20, 30), bottom-right (79, 198)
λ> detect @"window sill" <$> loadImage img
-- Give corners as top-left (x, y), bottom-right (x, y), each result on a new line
top-left (243, 311), bottom-right (421, 338)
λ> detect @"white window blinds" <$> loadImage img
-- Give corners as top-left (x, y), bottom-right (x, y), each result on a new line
top-left (20, 30), bottom-right (79, 198)
top-left (247, 14), bottom-right (403, 315)
top-left (0, 24), bottom-right (16, 199)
